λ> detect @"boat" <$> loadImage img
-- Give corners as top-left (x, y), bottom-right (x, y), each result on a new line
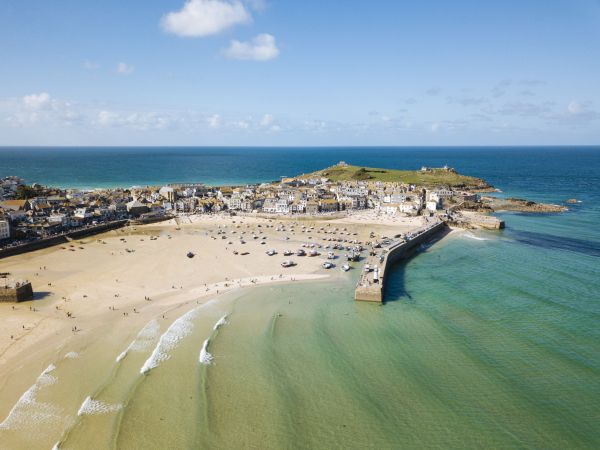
top-left (373, 267), bottom-right (380, 283)
top-left (187, 251), bottom-right (195, 258)
top-left (341, 264), bottom-right (351, 272)
top-left (281, 260), bottom-right (296, 268)
top-left (322, 262), bottom-right (334, 269)
top-left (266, 249), bottom-right (277, 256)
top-left (296, 249), bottom-right (306, 256)
top-left (327, 251), bottom-right (335, 260)
top-left (308, 249), bottom-right (319, 257)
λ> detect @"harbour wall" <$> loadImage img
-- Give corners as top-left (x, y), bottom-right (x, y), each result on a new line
top-left (0, 220), bottom-right (128, 260)
top-left (355, 221), bottom-right (447, 303)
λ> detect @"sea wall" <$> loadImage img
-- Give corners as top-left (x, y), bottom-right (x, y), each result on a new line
top-left (355, 221), bottom-right (446, 303)
top-left (0, 220), bottom-right (128, 260)
top-left (0, 283), bottom-right (34, 303)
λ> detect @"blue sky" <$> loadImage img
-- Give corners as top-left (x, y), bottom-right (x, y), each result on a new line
top-left (0, 0), bottom-right (599, 146)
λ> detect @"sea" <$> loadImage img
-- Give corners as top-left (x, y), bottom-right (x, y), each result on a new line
top-left (1, 146), bottom-right (599, 449)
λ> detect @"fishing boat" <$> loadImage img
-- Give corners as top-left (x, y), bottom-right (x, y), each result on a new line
top-left (322, 262), bottom-right (334, 269)
top-left (341, 264), bottom-right (351, 272)
top-left (187, 251), bottom-right (195, 258)
top-left (266, 249), bottom-right (277, 256)
top-left (296, 249), bottom-right (306, 256)
top-left (281, 260), bottom-right (296, 268)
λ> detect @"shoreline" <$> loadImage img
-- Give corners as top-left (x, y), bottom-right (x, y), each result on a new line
top-left (0, 212), bottom-right (425, 428)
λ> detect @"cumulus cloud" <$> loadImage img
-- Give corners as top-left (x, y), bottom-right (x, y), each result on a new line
top-left (161, 0), bottom-right (250, 37)
top-left (23, 92), bottom-right (51, 110)
top-left (224, 33), bottom-right (279, 61)
top-left (116, 62), bottom-right (134, 75)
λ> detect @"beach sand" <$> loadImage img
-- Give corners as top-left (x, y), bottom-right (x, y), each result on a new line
top-left (0, 212), bottom-right (422, 440)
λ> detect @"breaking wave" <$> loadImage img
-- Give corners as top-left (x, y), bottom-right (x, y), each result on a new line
top-left (140, 310), bottom-right (199, 374)
top-left (64, 352), bottom-right (79, 359)
top-left (116, 319), bottom-right (160, 363)
top-left (0, 364), bottom-right (59, 430)
top-left (199, 339), bottom-right (214, 365)
top-left (213, 315), bottom-right (228, 331)
top-left (77, 396), bottom-right (122, 416)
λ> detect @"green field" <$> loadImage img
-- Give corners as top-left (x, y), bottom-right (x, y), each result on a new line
top-left (299, 165), bottom-right (490, 188)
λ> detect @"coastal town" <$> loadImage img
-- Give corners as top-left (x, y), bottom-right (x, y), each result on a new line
top-left (0, 162), bottom-right (517, 253)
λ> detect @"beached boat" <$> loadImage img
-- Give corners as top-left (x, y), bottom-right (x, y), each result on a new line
top-left (322, 261), bottom-right (334, 269)
top-left (327, 251), bottom-right (335, 260)
top-left (296, 249), bottom-right (306, 256)
top-left (187, 251), bottom-right (195, 258)
top-left (341, 264), bottom-right (351, 272)
top-left (281, 260), bottom-right (296, 268)
top-left (266, 249), bottom-right (277, 256)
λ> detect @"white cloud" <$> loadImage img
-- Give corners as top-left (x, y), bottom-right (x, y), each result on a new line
top-left (260, 113), bottom-right (274, 126)
top-left (568, 101), bottom-right (584, 115)
top-left (116, 62), bottom-right (134, 75)
top-left (23, 92), bottom-right (51, 110)
top-left (161, 0), bottom-right (250, 37)
top-left (83, 60), bottom-right (100, 70)
top-left (224, 33), bottom-right (279, 61)
top-left (430, 122), bottom-right (440, 133)
top-left (207, 114), bottom-right (221, 128)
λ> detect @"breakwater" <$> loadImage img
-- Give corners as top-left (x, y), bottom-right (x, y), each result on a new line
top-left (355, 221), bottom-right (446, 302)
top-left (0, 220), bottom-right (128, 259)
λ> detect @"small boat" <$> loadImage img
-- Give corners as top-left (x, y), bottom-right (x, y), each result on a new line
top-left (266, 249), bottom-right (277, 256)
top-left (341, 264), bottom-right (351, 272)
top-left (296, 249), bottom-right (306, 256)
top-left (283, 250), bottom-right (293, 256)
top-left (327, 251), bottom-right (335, 260)
top-left (322, 262), bottom-right (334, 269)
top-left (187, 251), bottom-right (195, 258)
top-left (308, 249), bottom-right (319, 257)
top-left (281, 260), bottom-right (296, 268)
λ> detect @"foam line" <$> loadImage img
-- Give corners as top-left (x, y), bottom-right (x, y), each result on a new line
top-left (199, 339), bottom-right (214, 365)
top-left (140, 310), bottom-right (199, 374)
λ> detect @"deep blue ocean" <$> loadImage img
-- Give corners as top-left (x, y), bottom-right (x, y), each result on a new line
top-left (1, 146), bottom-right (599, 448)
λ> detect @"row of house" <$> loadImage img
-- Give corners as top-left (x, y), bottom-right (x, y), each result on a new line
top-left (0, 167), bottom-right (478, 245)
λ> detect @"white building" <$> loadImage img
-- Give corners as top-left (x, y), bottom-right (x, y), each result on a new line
top-left (0, 219), bottom-right (10, 239)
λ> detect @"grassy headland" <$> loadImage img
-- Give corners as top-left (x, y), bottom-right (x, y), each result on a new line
top-left (298, 164), bottom-right (491, 189)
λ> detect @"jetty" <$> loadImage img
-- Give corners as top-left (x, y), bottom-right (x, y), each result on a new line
top-left (355, 221), bottom-right (446, 303)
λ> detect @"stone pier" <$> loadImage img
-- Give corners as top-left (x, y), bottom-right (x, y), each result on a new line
top-left (354, 221), bottom-right (446, 303)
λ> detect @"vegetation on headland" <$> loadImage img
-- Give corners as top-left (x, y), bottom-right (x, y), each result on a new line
top-left (299, 164), bottom-right (492, 189)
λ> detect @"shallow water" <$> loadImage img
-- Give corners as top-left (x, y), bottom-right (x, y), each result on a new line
top-left (1, 147), bottom-right (599, 448)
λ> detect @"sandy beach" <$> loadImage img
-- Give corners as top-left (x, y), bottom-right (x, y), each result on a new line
top-left (0, 212), bottom-right (424, 430)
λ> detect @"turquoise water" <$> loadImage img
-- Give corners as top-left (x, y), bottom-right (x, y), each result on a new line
top-left (1, 147), bottom-right (599, 448)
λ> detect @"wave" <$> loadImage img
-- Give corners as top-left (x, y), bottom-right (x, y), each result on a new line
top-left (0, 364), bottom-right (59, 430)
top-left (213, 314), bottom-right (228, 331)
top-left (464, 232), bottom-right (490, 241)
top-left (199, 339), bottom-right (214, 365)
top-left (116, 319), bottom-right (160, 363)
top-left (140, 310), bottom-right (199, 374)
top-left (77, 396), bottom-right (122, 416)
top-left (52, 443), bottom-right (61, 450)
top-left (64, 352), bottom-right (79, 359)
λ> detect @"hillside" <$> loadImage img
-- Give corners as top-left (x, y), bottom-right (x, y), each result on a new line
top-left (299, 164), bottom-right (491, 189)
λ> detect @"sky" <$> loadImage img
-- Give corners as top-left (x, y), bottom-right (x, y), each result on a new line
top-left (0, 0), bottom-right (599, 146)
